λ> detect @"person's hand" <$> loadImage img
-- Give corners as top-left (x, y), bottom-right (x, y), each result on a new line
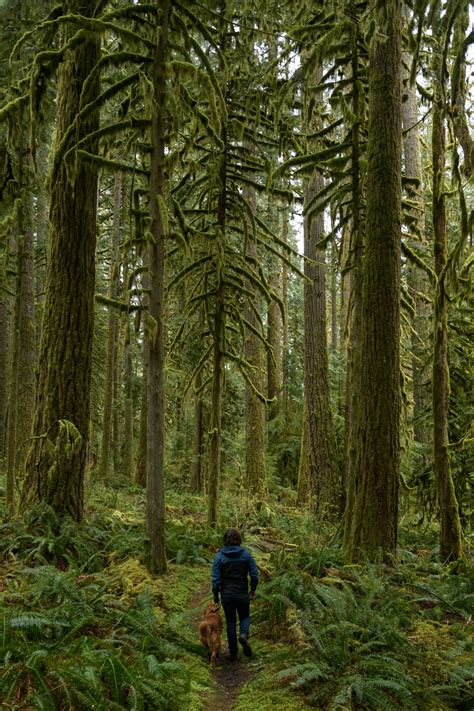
top-left (249, 590), bottom-right (256, 599)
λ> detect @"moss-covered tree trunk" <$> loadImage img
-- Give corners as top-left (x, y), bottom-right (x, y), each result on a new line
top-left (431, 23), bottom-right (462, 563)
top-left (0, 243), bottom-right (10, 465)
top-left (207, 272), bottom-right (225, 526)
top-left (243, 185), bottom-right (266, 495)
top-left (207, 141), bottom-right (227, 525)
top-left (112, 332), bottom-right (122, 474)
top-left (402, 57), bottom-right (431, 464)
top-left (135, 373), bottom-right (147, 487)
top-left (98, 172), bottom-right (123, 479)
top-left (145, 0), bottom-right (171, 574)
top-left (21, 0), bottom-right (100, 521)
top-left (190, 366), bottom-right (204, 493)
top-left (191, 306), bottom-right (205, 493)
top-left (6, 176), bottom-right (36, 510)
top-left (298, 61), bottom-right (339, 513)
top-left (122, 263), bottom-right (134, 479)
top-left (267, 249), bottom-right (282, 421)
top-left (281, 207), bottom-right (291, 477)
top-left (343, 23), bottom-right (364, 542)
top-left (450, 7), bottom-right (473, 180)
top-left (344, 0), bottom-right (402, 562)
top-left (330, 234), bottom-right (338, 354)
top-left (206, 4), bottom-right (228, 528)
top-left (136, 246), bottom-right (148, 488)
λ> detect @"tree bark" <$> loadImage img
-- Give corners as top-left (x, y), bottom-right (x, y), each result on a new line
top-left (145, 0), bottom-right (171, 574)
top-left (190, 307), bottom-right (205, 493)
top-left (431, 14), bottom-right (463, 562)
top-left (207, 268), bottom-right (225, 527)
top-left (267, 251), bottom-right (282, 420)
top-left (122, 307), bottom-right (134, 479)
top-left (402, 54), bottom-right (431, 464)
top-left (344, 0), bottom-right (402, 562)
top-left (135, 372), bottom-right (147, 487)
top-left (190, 366), bottom-right (204, 493)
top-left (21, 0), bottom-right (100, 521)
top-left (243, 186), bottom-right (266, 495)
top-left (6, 175), bottom-right (36, 510)
top-left (0, 242), bottom-right (10, 466)
top-left (98, 172), bottom-right (123, 478)
top-left (343, 22), bottom-right (364, 543)
top-left (298, 60), bottom-right (339, 513)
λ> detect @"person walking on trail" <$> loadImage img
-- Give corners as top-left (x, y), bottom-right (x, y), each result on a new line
top-left (211, 527), bottom-right (259, 661)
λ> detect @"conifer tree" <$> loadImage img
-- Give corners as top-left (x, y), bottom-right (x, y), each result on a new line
top-left (344, 0), bottom-right (402, 562)
top-left (430, 3), bottom-right (462, 562)
top-left (298, 57), bottom-right (339, 513)
top-left (21, 0), bottom-right (103, 520)
top-left (98, 171), bottom-right (123, 479)
top-left (145, 0), bottom-right (171, 573)
top-left (402, 44), bottom-right (431, 475)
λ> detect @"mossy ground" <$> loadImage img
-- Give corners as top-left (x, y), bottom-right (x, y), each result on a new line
top-left (1, 478), bottom-right (472, 709)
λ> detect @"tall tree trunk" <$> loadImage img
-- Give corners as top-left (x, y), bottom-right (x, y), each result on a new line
top-left (145, 0), bottom-right (170, 574)
top-left (190, 366), bottom-right (204, 493)
top-left (190, 307), bottom-right (205, 493)
top-left (450, 7), bottom-right (473, 180)
top-left (243, 185), bottom-right (266, 495)
top-left (136, 245), bottom-right (148, 488)
top-left (298, 61), bottom-right (339, 513)
top-left (402, 54), bottom-right (431, 464)
top-left (122, 255), bottom-right (134, 479)
top-left (98, 172), bottom-right (123, 478)
top-left (21, 0), bottom-right (100, 521)
top-left (136, 372), bottom-right (147, 486)
top-left (431, 13), bottom-right (462, 562)
top-left (343, 21), bottom-right (364, 543)
top-left (339, 220), bottom-right (352, 515)
top-left (344, 0), bottom-right (402, 562)
top-left (281, 208), bottom-right (290, 469)
top-left (0, 241), bottom-right (10, 466)
top-left (112, 331), bottom-right (121, 474)
top-left (267, 240), bottom-right (282, 421)
top-left (207, 5), bottom-right (228, 528)
top-left (267, 210), bottom-right (283, 467)
top-left (207, 267), bottom-right (225, 527)
top-left (6, 170), bottom-right (37, 510)
top-left (122, 317), bottom-right (134, 478)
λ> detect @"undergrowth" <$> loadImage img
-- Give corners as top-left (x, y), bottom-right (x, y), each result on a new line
top-left (1, 479), bottom-right (473, 710)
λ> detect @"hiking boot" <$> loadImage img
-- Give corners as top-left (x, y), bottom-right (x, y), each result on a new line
top-left (228, 653), bottom-right (238, 662)
top-left (238, 634), bottom-right (252, 657)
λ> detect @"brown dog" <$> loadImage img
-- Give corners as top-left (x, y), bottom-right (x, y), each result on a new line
top-left (197, 602), bottom-right (223, 669)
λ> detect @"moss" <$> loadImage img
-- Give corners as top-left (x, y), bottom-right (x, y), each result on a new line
top-left (166, 563), bottom-right (209, 614)
top-left (104, 556), bottom-right (165, 604)
top-left (235, 642), bottom-right (309, 710)
top-left (181, 654), bottom-right (213, 709)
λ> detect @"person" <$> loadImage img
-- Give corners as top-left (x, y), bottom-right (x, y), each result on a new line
top-left (211, 527), bottom-right (259, 661)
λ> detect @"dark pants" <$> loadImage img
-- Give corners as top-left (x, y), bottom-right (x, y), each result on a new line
top-left (221, 594), bottom-right (250, 657)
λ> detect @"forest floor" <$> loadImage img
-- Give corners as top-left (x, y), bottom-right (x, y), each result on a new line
top-left (166, 531), bottom-right (309, 710)
top-left (187, 584), bottom-right (257, 710)
top-left (1, 479), bottom-right (473, 710)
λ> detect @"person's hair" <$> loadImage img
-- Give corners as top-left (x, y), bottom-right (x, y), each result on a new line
top-left (223, 527), bottom-right (242, 546)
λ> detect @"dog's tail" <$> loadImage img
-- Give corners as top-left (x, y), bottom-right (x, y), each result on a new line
top-left (207, 625), bottom-right (220, 647)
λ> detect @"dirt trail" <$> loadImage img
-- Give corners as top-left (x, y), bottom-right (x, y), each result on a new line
top-left (204, 656), bottom-right (255, 710)
top-left (190, 587), bottom-right (256, 710)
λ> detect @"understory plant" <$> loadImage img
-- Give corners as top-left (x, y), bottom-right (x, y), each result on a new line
top-left (256, 534), bottom-right (473, 710)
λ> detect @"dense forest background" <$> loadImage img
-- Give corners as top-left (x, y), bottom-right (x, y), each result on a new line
top-left (0, 0), bottom-right (472, 709)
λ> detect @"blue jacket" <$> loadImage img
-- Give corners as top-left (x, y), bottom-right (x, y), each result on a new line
top-left (211, 545), bottom-right (259, 600)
